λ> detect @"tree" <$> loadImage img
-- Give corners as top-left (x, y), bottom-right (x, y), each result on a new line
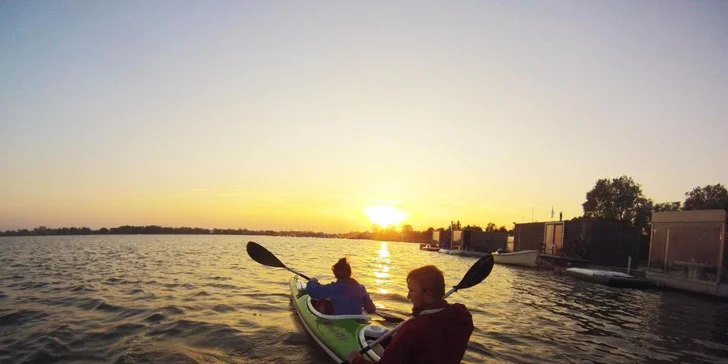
top-left (633, 198), bottom-right (653, 235)
top-left (582, 176), bottom-right (645, 223)
top-left (485, 222), bottom-right (497, 232)
top-left (33, 226), bottom-right (49, 235)
top-left (496, 226), bottom-right (508, 233)
top-left (683, 184), bottom-right (728, 210)
top-left (654, 201), bottom-right (681, 212)
top-left (371, 224), bottom-right (381, 234)
top-left (631, 200), bottom-right (683, 236)
top-left (401, 224), bottom-right (415, 241)
top-left (463, 225), bottom-right (482, 231)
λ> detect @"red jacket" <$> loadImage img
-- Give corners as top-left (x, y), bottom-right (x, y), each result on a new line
top-left (354, 300), bottom-right (474, 364)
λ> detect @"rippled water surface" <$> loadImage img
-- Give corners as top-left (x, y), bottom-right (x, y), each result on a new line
top-left (1, 235), bottom-right (727, 363)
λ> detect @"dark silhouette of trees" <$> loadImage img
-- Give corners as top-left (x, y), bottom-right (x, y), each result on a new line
top-left (582, 177), bottom-right (726, 240)
top-left (654, 201), bottom-right (682, 212)
top-left (0, 223), bottom-right (432, 243)
top-left (682, 184), bottom-right (728, 210)
top-left (582, 176), bottom-right (646, 223)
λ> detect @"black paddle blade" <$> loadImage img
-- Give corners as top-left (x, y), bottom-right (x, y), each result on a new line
top-left (375, 311), bottom-right (405, 324)
top-left (246, 241), bottom-right (286, 269)
top-left (455, 254), bottom-right (494, 290)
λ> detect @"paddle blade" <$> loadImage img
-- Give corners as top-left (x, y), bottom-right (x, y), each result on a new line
top-left (375, 311), bottom-right (405, 324)
top-left (246, 241), bottom-right (286, 269)
top-left (454, 254), bottom-right (494, 290)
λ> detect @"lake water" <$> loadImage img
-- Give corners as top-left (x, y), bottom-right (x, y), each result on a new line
top-left (1, 235), bottom-right (727, 363)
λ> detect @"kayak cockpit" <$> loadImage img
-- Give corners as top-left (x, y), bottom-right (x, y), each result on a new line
top-left (359, 324), bottom-right (391, 360)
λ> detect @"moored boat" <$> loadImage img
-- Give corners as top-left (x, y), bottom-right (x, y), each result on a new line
top-left (419, 243), bottom-right (440, 252)
top-left (438, 248), bottom-right (464, 255)
top-left (493, 250), bottom-right (539, 267)
top-left (458, 250), bottom-right (491, 258)
top-left (564, 268), bottom-right (655, 289)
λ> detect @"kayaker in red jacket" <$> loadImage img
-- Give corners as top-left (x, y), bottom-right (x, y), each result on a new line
top-left (347, 265), bottom-right (474, 364)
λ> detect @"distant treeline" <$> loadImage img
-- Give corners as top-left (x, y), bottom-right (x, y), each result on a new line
top-left (4, 180), bottom-right (724, 244)
top-left (0, 224), bottom-right (444, 243)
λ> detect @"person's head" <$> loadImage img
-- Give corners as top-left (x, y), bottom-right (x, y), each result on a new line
top-left (332, 258), bottom-right (352, 280)
top-left (406, 265), bottom-right (445, 309)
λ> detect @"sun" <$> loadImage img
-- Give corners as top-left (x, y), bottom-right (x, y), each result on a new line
top-left (363, 204), bottom-right (409, 227)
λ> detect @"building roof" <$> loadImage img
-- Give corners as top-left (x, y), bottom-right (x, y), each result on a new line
top-left (652, 209), bottom-right (726, 223)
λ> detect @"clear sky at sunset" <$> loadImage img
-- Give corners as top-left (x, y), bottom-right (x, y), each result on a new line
top-left (1, 1), bottom-right (727, 233)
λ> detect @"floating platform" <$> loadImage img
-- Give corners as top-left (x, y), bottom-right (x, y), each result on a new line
top-left (565, 268), bottom-right (655, 289)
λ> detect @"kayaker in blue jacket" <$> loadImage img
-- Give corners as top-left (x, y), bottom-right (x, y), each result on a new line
top-left (306, 258), bottom-right (377, 315)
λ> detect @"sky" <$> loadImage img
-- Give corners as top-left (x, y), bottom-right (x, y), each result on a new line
top-left (1, 1), bottom-right (727, 233)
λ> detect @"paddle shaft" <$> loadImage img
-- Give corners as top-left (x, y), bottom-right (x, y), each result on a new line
top-left (286, 267), bottom-right (310, 281)
top-left (373, 311), bottom-right (403, 323)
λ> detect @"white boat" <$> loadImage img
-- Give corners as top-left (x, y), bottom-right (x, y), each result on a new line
top-left (459, 250), bottom-right (491, 258)
top-left (565, 268), bottom-right (632, 278)
top-left (564, 268), bottom-right (655, 289)
top-left (493, 250), bottom-right (539, 267)
top-left (438, 249), bottom-right (463, 256)
top-left (419, 243), bottom-right (440, 252)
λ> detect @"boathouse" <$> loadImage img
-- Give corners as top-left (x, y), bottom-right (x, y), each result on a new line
top-left (513, 219), bottom-right (641, 269)
top-left (431, 229), bottom-right (452, 249)
top-left (431, 229), bottom-right (507, 253)
top-left (461, 230), bottom-right (508, 253)
top-left (646, 209), bottom-right (727, 297)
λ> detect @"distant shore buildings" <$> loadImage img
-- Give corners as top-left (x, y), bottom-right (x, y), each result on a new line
top-left (433, 208), bottom-right (727, 298)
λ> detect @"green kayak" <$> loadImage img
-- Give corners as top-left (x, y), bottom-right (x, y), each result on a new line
top-left (289, 277), bottom-right (388, 363)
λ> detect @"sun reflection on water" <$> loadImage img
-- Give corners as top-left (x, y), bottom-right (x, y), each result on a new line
top-left (378, 242), bottom-right (390, 259)
top-left (372, 242), bottom-right (393, 299)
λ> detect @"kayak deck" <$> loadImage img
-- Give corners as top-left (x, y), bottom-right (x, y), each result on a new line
top-left (289, 277), bottom-right (388, 362)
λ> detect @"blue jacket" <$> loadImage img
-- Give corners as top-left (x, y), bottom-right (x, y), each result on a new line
top-left (306, 279), bottom-right (376, 315)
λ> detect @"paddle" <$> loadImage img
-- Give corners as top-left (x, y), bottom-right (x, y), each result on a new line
top-left (373, 311), bottom-right (406, 323)
top-left (343, 253), bottom-right (494, 364)
top-left (246, 240), bottom-right (311, 280)
top-left (246, 241), bottom-right (405, 324)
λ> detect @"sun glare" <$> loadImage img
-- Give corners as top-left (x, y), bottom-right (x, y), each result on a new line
top-left (363, 204), bottom-right (409, 227)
